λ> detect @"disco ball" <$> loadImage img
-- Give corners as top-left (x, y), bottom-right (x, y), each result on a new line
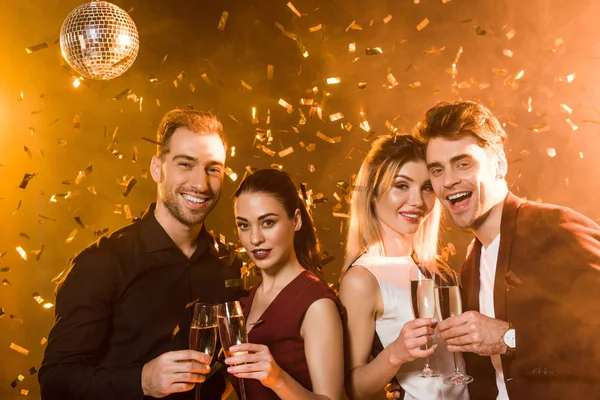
top-left (60, 1), bottom-right (139, 80)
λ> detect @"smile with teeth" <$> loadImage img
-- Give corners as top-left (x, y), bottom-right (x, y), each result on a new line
top-left (182, 194), bottom-right (208, 204)
top-left (400, 212), bottom-right (421, 219)
top-left (447, 191), bottom-right (472, 205)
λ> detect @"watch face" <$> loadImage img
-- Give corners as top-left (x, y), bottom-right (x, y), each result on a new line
top-left (504, 329), bottom-right (516, 348)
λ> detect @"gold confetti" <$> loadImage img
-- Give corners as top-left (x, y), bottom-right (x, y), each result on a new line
top-left (65, 229), bottom-right (78, 244)
top-left (309, 24), bottom-right (323, 33)
top-left (41, 337), bottom-right (47, 345)
top-left (287, 2), bottom-right (302, 17)
top-left (332, 212), bottom-right (350, 219)
top-left (520, 150), bottom-right (530, 156)
top-left (555, 37), bottom-right (564, 46)
top-left (547, 148), bottom-right (557, 157)
top-left (567, 73), bottom-right (576, 83)
top-left (25, 42), bottom-right (49, 53)
top-left (383, 14), bottom-right (393, 24)
top-left (278, 98), bottom-right (293, 113)
top-left (172, 324), bottom-right (180, 339)
top-left (506, 29), bottom-right (516, 40)
top-left (527, 97), bottom-right (533, 112)
top-left (224, 167), bottom-right (238, 181)
top-left (560, 104), bottom-right (573, 114)
top-left (10, 343), bottom-right (29, 356)
top-left (566, 119), bottom-right (578, 130)
top-left (349, 43), bottom-right (356, 53)
top-left (425, 46), bottom-right (446, 55)
top-left (124, 205), bottom-right (133, 220)
top-left (241, 80), bottom-right (253, 90)
top-left (387, 72), bottom-right (398, 88)
top-left (16, 246), bottom-right (27, 261)
top-left (257, 144), bottom-right (276, 157)
top-left (278, 147), bottom-right (294, 157)
top-left (503, 49), bottom-right (514, 58)
top-left (358, 81), bottom-right (368, 89)
top-left (218, 11), bottom-right (229, 30)
top-left (114, 204), bottom-right (122, 215)
top-left (345, 21), bottom-right (362, 32)
top-left (306, 143), bottom-right (316, 152)
top-left (408, 81), bottom-right (421, 88)
top-left (475, 25), bottom-right (487, 35)
top-left (316, 131), bottom-right (341, 144)
top-left (308, 165), bottom-right (315, 172)
top-left (201, 73), bottom-right (213, 85)
top-left (492, 68), bottom-right (508, 75)
top-left (326, 77), bottom-right (341, 85)
top-left (10, 374), bottom-right (25, 388)
top-left (329, 112), bottom-right (344, 122)
top-left (416, 18), bottom-right (430, 31)
top-left (365, 47), bottom-right (383, 55)
top-left (72, 77), bottom-right (82, 88)
top-left (515, 70), bottom-right (525, 80)
top-left (20, 389), bottom-right (29, 395)
top-left (267, 65), bottom-right (274, 80)
top-left (231, 146), bottom-right (236, 157)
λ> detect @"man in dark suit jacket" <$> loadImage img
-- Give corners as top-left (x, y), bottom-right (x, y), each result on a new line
top-left (414, 100), bottom-right (600, 399)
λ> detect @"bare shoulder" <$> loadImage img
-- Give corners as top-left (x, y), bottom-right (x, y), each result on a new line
top-left (339, 265), bottom-right (379, 299)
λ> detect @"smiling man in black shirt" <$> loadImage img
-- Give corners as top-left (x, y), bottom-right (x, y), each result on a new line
top-left (39, 109), bottom-right (243, 400)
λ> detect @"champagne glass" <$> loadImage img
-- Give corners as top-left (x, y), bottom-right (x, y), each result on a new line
top-left (218, 301), bottom-right (248, 400)
top-left (190, 303), bottom-right (218, 400)
top-left (434, 270), bottom-right (474, 385)
top-left (410, 264), bottom-right (439, 378)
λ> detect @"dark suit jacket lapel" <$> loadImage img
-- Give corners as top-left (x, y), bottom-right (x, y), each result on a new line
top-left (494, 192), bottom-right (522, 321)
top-left (462, 240), bottom-right (482, 313)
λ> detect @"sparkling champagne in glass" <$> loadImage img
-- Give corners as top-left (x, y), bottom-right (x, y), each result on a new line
top-left (435, 270), bottom-right (474, 385)
top-left (190, 303), bottom-right (218, 400)
top-left (410, 263), bottom-right (439, 378)
top-left (218, 301), bottom-right (248, 400)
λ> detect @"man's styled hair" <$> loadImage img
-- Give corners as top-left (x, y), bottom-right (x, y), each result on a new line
top-left (156, 109), bottom-right (226, 157)
top-left (414, 101), bottom-right (507, 153)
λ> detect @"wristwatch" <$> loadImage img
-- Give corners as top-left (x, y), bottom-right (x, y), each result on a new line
top-left (503, 324), bottom-right (516, 356)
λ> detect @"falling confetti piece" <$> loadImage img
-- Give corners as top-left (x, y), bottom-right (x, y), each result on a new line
top-left (326, 77), bottom-right (341, 85)
top-left (567, 73), bottom-right (576, 83)
top-left (278, 99), bottom-right (293, 113)
top-left (112, 88), bottom-right (131, 100)
top-left (408, 81), bottom-right (422, 88)
top-left (566, 119), bottom-right (578, 130)
top-left (25, 42), bottom-right (49, 53)
top-left (10, 375), bottom-right (25, 388)
top-left (65, 229), bottom-right (78, 244)
top-left (365, 47), bottom-right (383, 55)
top-left (329, 112), bottom-right (344, 122)
top-left (172, 324), bottom-right (180, 339)
top-left (309, 24), bottom-right (323, 32)
top-left (16, 247), bottom-right (27, 261)
top-left (287, 2), bottom-right (302, 17)
top-left (224, 167), bottom-right (238, 181)
top-left (122, 177), bottom-right (138, 198)
top-left (41, 337), bottom-right (47, 345)
top-left (19, 173), bottom-right (38, 189)
top-left (503, 49), bottom-right (514, 57)
top-left (358, 82), bottom-right (368, 89)
top-left (256, 144), bottom-right (276, 157)
top-left (560, 104), bottom-right (573, 114)
top-left (241, 80), bottom-right (253, 90)
top-left (218, 11), bottom-right (229, 30)
top-left (345, 21), bottom-right (362, 31)
top-left (547, 148), bottom-right (557, 157)
top-left (475, 25), bottom-right (487, 35)
top-left (387, 72), bottom-right (398, 88)
top-left (383, 14), bottom-right (393, 24)
top-left (201, 73), bottom-right (213, 85)
top-left (278, 147), bottom-right (294, 158)
top-left (20, 389), bottom-right (29, 395)
top-left (506, 29), bottom-right (516, 40)
top-left (10, 343), bottom-right (29, 356)
top-left (416, 18), bottom-right (430, 31)
top-left (316, 131), bottom-right (341, 144)
top-left (267, 65), bottom-right (274, 80)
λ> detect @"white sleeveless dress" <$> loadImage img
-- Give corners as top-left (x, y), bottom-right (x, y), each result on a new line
top-left (353, 254), bottom-right (469, 400)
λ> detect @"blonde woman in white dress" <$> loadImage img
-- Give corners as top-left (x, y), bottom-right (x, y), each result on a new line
top-left (339, 135), bottom-right (469, 400)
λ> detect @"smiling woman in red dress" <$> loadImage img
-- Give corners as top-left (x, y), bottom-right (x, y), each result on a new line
top-left (225, 168), bottom-right (345, 400)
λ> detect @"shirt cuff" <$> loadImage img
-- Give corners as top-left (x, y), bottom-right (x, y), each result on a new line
top-left (109, 365), bottom-right (144, 400)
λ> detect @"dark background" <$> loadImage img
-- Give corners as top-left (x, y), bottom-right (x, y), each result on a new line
top-left (3, 0), bottom-right (600, 397)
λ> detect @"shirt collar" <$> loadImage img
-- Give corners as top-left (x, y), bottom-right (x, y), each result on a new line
top-left (138, 203), bottom-right (211, 256)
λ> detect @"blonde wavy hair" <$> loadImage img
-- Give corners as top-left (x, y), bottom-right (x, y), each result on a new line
top-left (343, 135), bottom-right (444, 277)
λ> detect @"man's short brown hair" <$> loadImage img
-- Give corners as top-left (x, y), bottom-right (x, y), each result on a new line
top-left (156, 109), bottom-right (226, 157)
top-left (414, 101), bottom-right (507, 153)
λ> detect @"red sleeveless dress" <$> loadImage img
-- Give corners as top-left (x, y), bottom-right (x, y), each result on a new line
top-left (240, 270), bottom-right (344, 399)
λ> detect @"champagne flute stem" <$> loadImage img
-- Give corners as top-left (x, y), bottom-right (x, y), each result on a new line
top-left (239, 378), bottom-right (247, 400)
top-left (453, 352), bottom-right (460, 374)
top-left (195, 383), bottom-right (201, 400)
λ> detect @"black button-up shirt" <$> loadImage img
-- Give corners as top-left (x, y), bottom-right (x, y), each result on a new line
top-left (39, 204), bottom-right (244, 400)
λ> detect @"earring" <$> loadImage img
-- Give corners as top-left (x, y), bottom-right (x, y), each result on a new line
top-left (496, 173), bottom-right (504, 180)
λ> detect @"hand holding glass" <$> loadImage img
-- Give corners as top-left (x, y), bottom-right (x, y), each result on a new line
top-left (434, 270), bottom-right (474, 385)
top-left (190, 303), bottom-right (218, 400)
top-left (410, 264), bottom-right (439, 378)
